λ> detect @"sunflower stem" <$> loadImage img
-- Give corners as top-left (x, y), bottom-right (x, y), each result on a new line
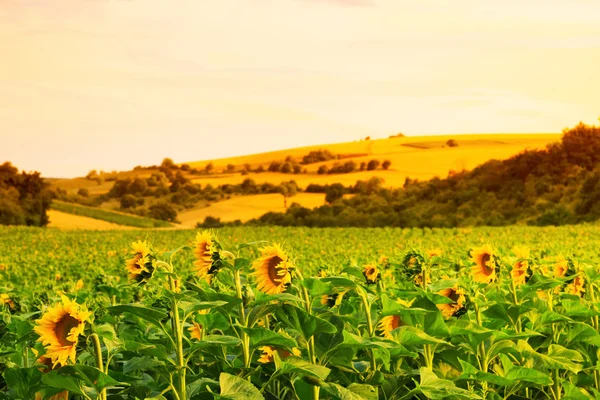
top-left (473, 302), bottom-right (489, 396)
top-left (357, 287), bottom-right (377, 372)
top-left (168, 274), bottom-right (187, 400)
top-left (297, 271), bottom-right (320, 400)
top-left (510, 280), bottom-right (522, 333)
top-left (233, 268), bottom-right (251, 371)
top-left (90, 333), bottom-right (107, 400)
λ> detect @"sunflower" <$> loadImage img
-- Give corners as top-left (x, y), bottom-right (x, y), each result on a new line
top-left (0, 293), bottom-right (15, 310)
top-left (378, 315), bottom-right (403, 339)
top-left (436, 286), bottom-right (466, 318)
top-left (320, 291), bottom-right (346, 308)
top-left (34, 295), bottom-right (92, 367)
top-left (470, 245), bottom-right (496, 283)
top-left (566, 276), bottom-right (585, 297)
top-left (427, 248), bottom-right (443, 258)
top-left (34, 353), bottom-right (68, 400)
top-left (363, 264), bottom-right (380, 285)
top-left (125, 240), bottom-right (155, 284)
top-left (317, 268), bottom-right (328, 278)
top-left (75, 279), bottom-right (84, 291)
top-left (193, 231), bottom-right (223, 283)
top-left (252, 244), bottom-right (293, 295)
top-left (554, 256), bottom-right (569, 278)
top-left (378, 255), bottom-right (390, 267)
top-left (511, 246), bottom-right (530, 286)
top-left (257, 345), bottom-right (301, 363)
top-left (188, 322), bottom-right (203, 340)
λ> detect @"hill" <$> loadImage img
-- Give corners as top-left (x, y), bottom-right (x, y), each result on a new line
top-left (246, 122), bottom-right (600, 227)
top-left (46, 133), bottom-right (558, 225)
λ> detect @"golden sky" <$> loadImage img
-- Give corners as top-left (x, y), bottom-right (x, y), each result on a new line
top-left (1, 0), bottom-right (599, 177)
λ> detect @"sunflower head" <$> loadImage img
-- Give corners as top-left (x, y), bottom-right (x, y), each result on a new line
top-left (402, 251), bottom-right (425, 272)
top-left (316, 268), bottom-right (328, 278)
top-left (378, 255), bottom-right (390, 268)
top-left (320, 291), bottom-right (346, 308)
top-left (75, 279), bottom-right (84, 291)
top-left (566, 275), bottom-right (585, 297)
top-left (511, 246), bottom-right (531, 286)
top-left (125, 240), bottom-right (155, 285)
top-left (470, 245), bottom-right (496, 283)
top-left (436, 286), bottom-right (466, 318)
top-left (553, 256), bottom-right (573, 278)
top-left (362, 264), bottom-right (380, 285)
top-left (257, 345), bottom-right (301, 363)
top-left (252, 244), bottom-right (293, 295)
top-left (377, 315), bottom-right (404, 339)
top-left (188, 322), bottom-right (203, 340)
top-left (34, 295), bottom-right (92, 367)
top-left (427, 248), bottom-right (443, 258)
top-left (0, 293), bottom-right (16, 310)
top-left (193, 231), bottom-right (223, 283)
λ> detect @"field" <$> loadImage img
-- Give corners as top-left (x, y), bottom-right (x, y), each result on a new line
top-left (1, 224), bottom-right (599, 399)
top-left (47, 134), bottom-right (559, 226)
top-left (47, 210), bottom-right (138, 231)
top-left (177, 193), bottom-right (328, 226)
top-left (51, 201), bottom-right (173, 229)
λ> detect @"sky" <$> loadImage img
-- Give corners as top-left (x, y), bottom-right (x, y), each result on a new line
top-left (1, 0), bottom-right (599, 178)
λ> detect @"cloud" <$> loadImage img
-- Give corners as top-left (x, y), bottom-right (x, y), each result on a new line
top-left (299, 0), bottom-right (374, 6)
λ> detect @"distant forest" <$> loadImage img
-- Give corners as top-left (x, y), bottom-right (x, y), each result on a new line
top-left (236, 121), bottom-right (600, 228)
top-left (0, 162), bottom-right (51, 226)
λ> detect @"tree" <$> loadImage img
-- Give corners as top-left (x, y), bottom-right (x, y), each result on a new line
top-left (325, 183), bottom-right (345, 204)
top-left (77, 188), bottom-right (89, 197)
top-left (148, 202), bottom-right (177, 222)
top-left (86, 170), bottom-right (98, 180)
top-left (280, 162), bottom-right (292, 174)
top-left (226, 164), bottom-right (236, 173)
top-left (446, 139), bottom-right (459, 147)
top-left (382, 160), bottom-right (392, 170)
top-left (278, 181), bottom-right (298, 208)
top-left (120, 194), bottom-right (137, 209)
top-left (367, 160), bottom-right (380, 171)
top-left (317, 165), bottom-right (328, 175)
top-left (161, 158), bottom-right (176, 169)
top-left (204, 162), bottom-right (214, 174)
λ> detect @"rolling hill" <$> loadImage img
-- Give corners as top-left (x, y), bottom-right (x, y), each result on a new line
top-left (47, 133), bottom-right (560, 227)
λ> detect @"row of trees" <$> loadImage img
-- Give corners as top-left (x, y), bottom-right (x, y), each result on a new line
top-left (0, 162), bottom-right (51, 226)
top-left (237, 122), bottom-right (600, 227)
top-left (317, 159), bottom-right (391, 174)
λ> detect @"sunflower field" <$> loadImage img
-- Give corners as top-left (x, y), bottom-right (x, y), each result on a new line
top-left (2, 225), bottom-right (600, 399)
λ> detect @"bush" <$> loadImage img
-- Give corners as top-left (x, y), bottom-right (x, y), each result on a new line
top-left (367, 160), bottom-right (380, 171)
top-left (148, 202), bottom-right (178, 222)
top-left (317, 165), bottom-right (329, 175)
top-left (77, 188), bottom-right (89, 197)
top-left (446, 139), bottom-right (459, 147)
top-left (382, 160), bottom-right (392, 170)
top-left (302, 149), bottom-right (336, 165)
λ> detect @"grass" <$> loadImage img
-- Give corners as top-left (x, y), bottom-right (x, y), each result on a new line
top-left (177, 193), bottom-right (327, 226)
top-left (51, 200), bottom-right (173, 228)
top-left (47, 210), bottom-right (138, 230)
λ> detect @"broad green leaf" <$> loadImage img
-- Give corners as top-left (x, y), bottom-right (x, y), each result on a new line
top-left (218, 372), bottom-right (264, 400)
top-left (3, 368), bottom-right (43, 399)
top-left (323, 382), bottom-right (378, 400)
top-left (276, 357), bottom-right (331, 381)
top-left (106, 304), bottom-right (167, 327)
top-left (275, 304), bottom-right (336, 340)
top-left (240, 327), bottom-right (297, 350)
top-left (392, 326), bottom-right (449, 346)
top-left (457, 359), bottom-right (513, 386)
top-left (123, 356), bottom-right (165, 374)
top-left (418, 367), bottom-right (477, 399)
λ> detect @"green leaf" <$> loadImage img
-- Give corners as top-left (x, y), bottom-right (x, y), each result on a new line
top-left (3, 368), bottom-right (43, 399)
top-left (517, 341), bottom-right (583, 374)
top-left (179, 300), bottom-right (229, 316)
top-left (197, 335), bottom-right (242, 347)
top-left (43, 365), bottom-right (125, 396)
top-left (392, 326), bottom-right (449, 346)
top-left (418, 367), bottom-right (477, 399)
top-left (240, 327), bottom-right (297, 350)
top-left (276, 357), bottom-right (331, 381)
top-left (218, 372), bottom-right (264, 400)
top-left (274, 304), bottom-right (336, 341)
top-left (123, 356), bottom-right (165, 374)
top-left (457, 360), bottom-right (513, 386)
top-left (323, 382), bottom-right (378, 400)
top-left (504, 366), bottom-right (553, 385)
top-left (106, 304), bottom-right (167, 327)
